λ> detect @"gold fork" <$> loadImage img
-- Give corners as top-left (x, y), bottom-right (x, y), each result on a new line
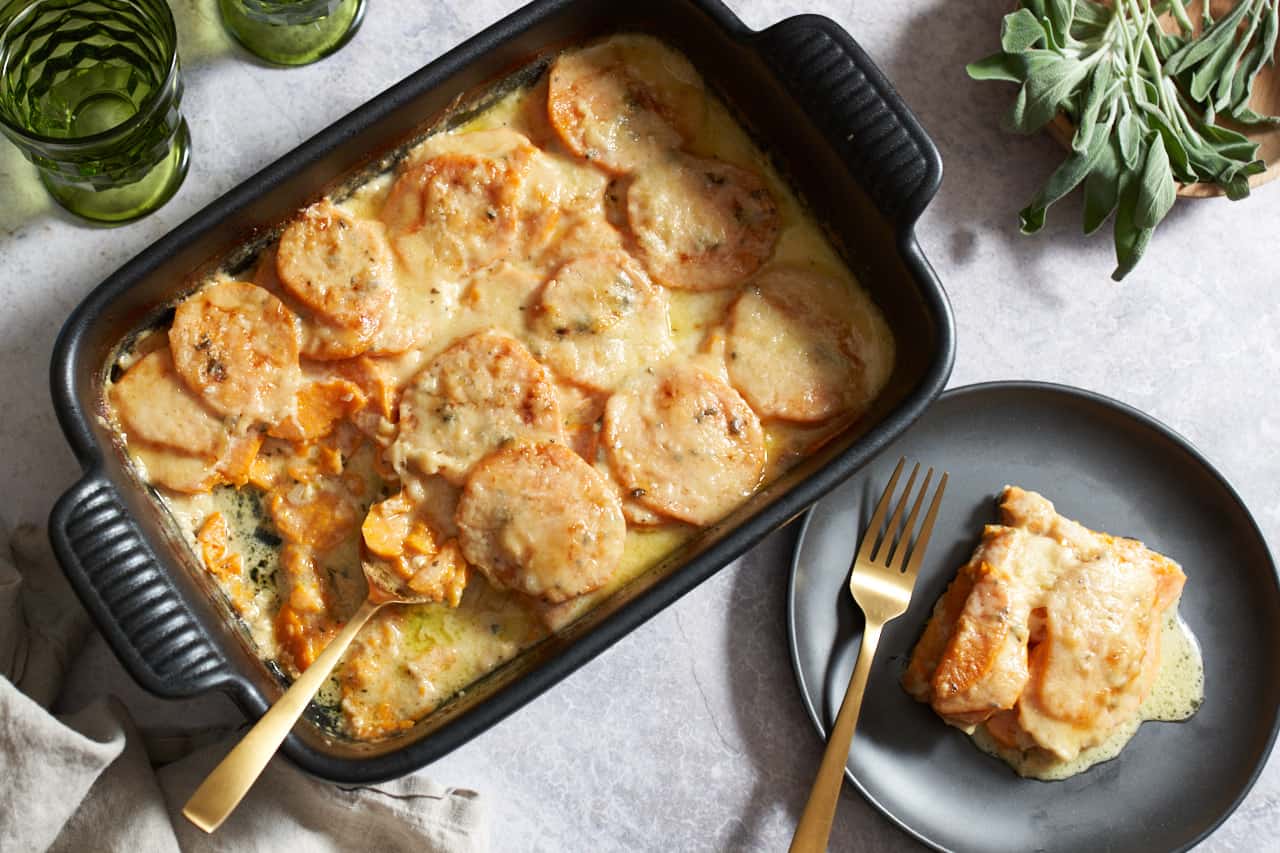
top-left (790, 458), bottom-right (948, 853)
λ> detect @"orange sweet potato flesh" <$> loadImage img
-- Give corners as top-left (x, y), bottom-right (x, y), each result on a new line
top-left (217, 432), bottom-right (264, 488)
top-left (902, 570), bottom-right (975, 702)
top-left (333, 356), bottom-right (398, 420)
top-left (268, 486), bottom-right (359, 552)
top-left (407, 539), bottom-right (467, 605)
top-left (274, 603), bottom-right (336, 671)
top-left (929, 563), bottom-right (1029, 723)
top-left (269, 379), bottom-right (366, 443)
top-left (404, 520), bottom-right (439, 556)
top-left (361, 492), bottom-right (415, 559)
top-left (197, 512), bottom-right (243, 582)
top-left (273, 544), bottom-right (338, 672)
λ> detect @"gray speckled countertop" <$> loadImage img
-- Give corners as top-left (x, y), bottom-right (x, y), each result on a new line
top-left (6, 1), bottom-right (1277, 850)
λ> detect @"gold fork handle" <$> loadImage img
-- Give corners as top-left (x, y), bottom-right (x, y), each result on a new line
top-left (789, 620), bottom-right (884, 853)
top-left (182, 596), bottom-right (384, 833)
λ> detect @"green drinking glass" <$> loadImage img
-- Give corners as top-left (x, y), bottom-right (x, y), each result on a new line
top-left (218, 0), bottom-right (366, 67)
top-left (0, 0), bottom-right (190, 224)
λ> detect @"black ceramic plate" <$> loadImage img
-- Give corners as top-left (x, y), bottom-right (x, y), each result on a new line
top-left (788, 381), bottom-right (1280, 853)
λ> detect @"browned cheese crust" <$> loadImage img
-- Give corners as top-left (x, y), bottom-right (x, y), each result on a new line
top-left (169, 280), bottom-right (302, 425)
top-left (392, 330), bottom-right (565, 484)
top-left (457, 441), bottom-right (625, 602)
top-left (603, 364), bottom-right (765, 525)
top-left (548, 34), bottom-right (705, 174)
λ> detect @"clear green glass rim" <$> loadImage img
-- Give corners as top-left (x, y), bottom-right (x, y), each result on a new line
top-left (0, 0), bottom-right (180, 149)
top-left (218, 0), bottom-right (365, 67)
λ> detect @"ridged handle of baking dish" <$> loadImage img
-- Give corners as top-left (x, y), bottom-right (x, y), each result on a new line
top-left (49, 471), bottom-right (230, 698)
top-left (755, 15), bottom-right (942, 228)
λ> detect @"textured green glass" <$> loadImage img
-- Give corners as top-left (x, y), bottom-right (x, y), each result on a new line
top-left (0, 0), bottom-right (189, 224)
top-left (218, 0), bottom-right (365, 66)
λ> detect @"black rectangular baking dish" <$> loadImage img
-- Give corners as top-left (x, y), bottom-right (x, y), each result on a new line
top-left (49, 0), bottom-right (953, 783)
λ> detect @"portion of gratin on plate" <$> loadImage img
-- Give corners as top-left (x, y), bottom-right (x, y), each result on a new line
top-left (903, 486), bottom-right (1204, 780)
top-left (102, 34), bottom-right (897, 741)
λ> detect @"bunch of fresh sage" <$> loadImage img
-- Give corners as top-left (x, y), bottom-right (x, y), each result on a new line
top-left (970, 0), bottom-right (1278, 280)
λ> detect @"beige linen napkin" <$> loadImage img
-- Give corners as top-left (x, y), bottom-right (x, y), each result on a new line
top-left (0, 523), bottom-right (487, 853)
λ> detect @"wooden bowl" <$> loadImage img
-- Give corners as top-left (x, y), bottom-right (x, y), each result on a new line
top-left (1047, 0), bottom-right (1280, 198)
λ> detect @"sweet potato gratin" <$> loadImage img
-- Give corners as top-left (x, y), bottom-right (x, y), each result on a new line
top-left (904, 487), bottom-right (1203, 779)
top-left (105, 35), bottom-right (895, 740)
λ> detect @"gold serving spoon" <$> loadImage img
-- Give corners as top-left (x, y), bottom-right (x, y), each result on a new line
top-left (183, 556), bottom-right (443, 833)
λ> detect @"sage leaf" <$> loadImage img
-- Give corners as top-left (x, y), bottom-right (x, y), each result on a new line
top-left (1224, 44), bottom-right (1261, 113)
top-left (1073, 0), bottom-right (1110, 26)
top-left (1227, 7), bottom-right (1279, 121)
top-left (1186, 138), bottom-right (1264, 190)
top-left (1189, 33), bottom-right (1240, 102)
top-left (1112, 176), bottom-right (1154, 281)
top-left (1046, 0), bottom-right (1075, 46)
top-left (1005, 85), bottom-right (1034, 132)
top-left (1153, 29), bottom-right (1189, 62)
top-left (1221, 173), bottom-right (1254, 200)
top-left (1229, 106), bottom-right (1280, 126)
top-left (1003, 9), bottom-right (1047, 53)
top-left (1197, 122), bottom-right (1261, 162)
top-left (1083, 137), bottom-right (1123, 234)
top-left (1164, 0), bottom-right (1254, 75)
top-left (1137, 77), bottom-right (1162, 110)
top-left (1072, 0), bottom-right (1112, 37)
top-left (1006, 51), bottom-right (1095, 132)
top-left (967, 52), bottom-right (1027, 83)
top-left (1137, 105), bottom-right (1193, 177)
top-left (1117, 111), bottom-right (1142, 168)
top-left (1210, 1), bottom-right (1265, 107)
top-left (1074, 60), bottom-right (1114, 152)
top-left (1134, 133), bottom-right (1176, 229)
top-left (1021, 0), bottom-right (1063, 48)
top-left (1020, 109), bottom-right (1117, 233)
top-left (1252, 3), bottom-right (1279, 93)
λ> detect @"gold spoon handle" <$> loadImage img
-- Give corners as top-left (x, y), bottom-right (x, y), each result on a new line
top-left (183, 596), bottom-right (384, 833)
top-left (789, 621), bottom-right (884, 853)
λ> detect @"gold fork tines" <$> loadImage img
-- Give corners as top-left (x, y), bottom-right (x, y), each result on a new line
top-left (790, 458), bottom-right (947, 853)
